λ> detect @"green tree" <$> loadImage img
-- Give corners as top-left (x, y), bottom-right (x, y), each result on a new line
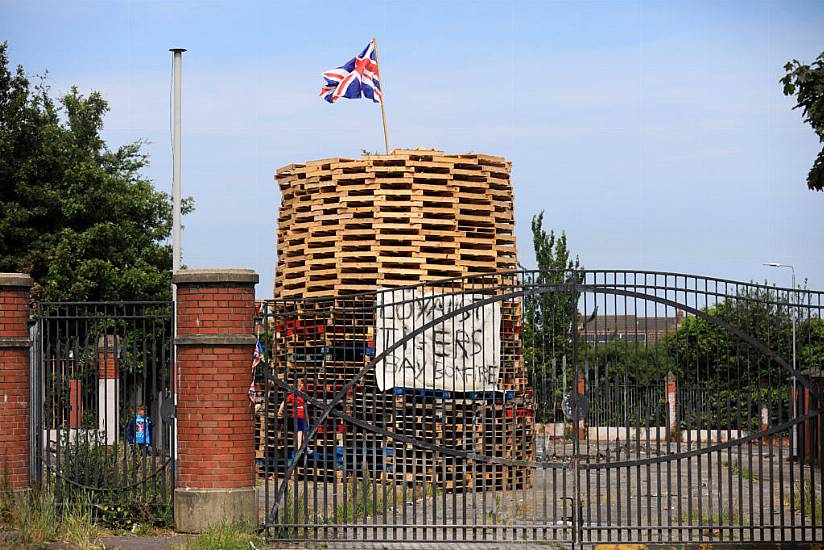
top-left (664, 286), bottom-right (824, 427)
top-left (0, 42), bottom-right (191, 302)
top-left (583, 338), bottom-right (673, 388)
top-left (522, 211), bottom-right (581, 421)
top-left (781, 50), bottom-right (824, 191)
top-left (668, 286), bottom-right (796, 387)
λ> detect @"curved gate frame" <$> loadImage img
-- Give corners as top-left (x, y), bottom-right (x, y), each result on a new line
top-left (263, 270), bottom-right (823, 544)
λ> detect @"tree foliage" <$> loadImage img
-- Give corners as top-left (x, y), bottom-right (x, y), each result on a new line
top-left (0, 42), bottom-right (191, 302)
top-left (667, 286), bottom-right (824, 388)
top-left (523, 211), bottom-right (581, 358)
top-left (782, 50), bottom-right (824, 191)
top-left (523, 212), bottom-right (581, 419)
top-left (583, 338), bottom-right (674, 387)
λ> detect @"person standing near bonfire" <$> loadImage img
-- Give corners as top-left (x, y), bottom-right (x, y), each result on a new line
top-left (278, 379), bottom-right (312, 454)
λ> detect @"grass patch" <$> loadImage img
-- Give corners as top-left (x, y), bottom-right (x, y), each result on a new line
top-left (173, 522), bottom-right (262, 550)
top-left (0, 487), bottom-right (103, 549)
top-left (269, 474), bottom-right (444, 539)
top-left (331, 475), bottom-right (442, 524)
top-left (269, 480), bottom-right (316, 540)
top-left (788, 480), bottom-right (824, 523)
top-left (681, 508), bottom-right (747, 537)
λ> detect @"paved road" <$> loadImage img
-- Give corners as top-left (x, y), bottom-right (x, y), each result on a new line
top-left (258, 441), bottom-right (823, 545)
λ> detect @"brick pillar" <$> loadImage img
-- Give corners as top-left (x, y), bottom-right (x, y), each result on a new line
top-left (665, 371), bottom-right (677, 439)
top-left (172, 269), bottom-right (259, 532)
top-left (0, 273), bottom-right (33, 491)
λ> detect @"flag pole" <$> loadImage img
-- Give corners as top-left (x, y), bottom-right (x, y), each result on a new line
top-left (372, 37), bottom-right (390, 155)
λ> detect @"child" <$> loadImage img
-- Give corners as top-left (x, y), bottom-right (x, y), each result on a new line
top-left (277, 379), bottom-right (312, 454)
top-left (127, 404), bottom-right (152, 449)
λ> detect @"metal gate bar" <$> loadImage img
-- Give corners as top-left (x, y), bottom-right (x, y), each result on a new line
top-left (30, 302), bottom-right (175, 521)
top-left (251, 270), bottom-right (822, 545)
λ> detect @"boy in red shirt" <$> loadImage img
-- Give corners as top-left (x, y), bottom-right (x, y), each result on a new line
top-left (278, 379), bottom-right (312, 453)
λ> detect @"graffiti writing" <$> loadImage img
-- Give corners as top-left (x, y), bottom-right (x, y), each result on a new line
top-left (375, 289), bottom-right (501, 392)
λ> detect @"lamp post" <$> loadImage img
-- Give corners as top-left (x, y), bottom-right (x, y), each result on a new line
top-left (763, 262), bottom-right (797, 458)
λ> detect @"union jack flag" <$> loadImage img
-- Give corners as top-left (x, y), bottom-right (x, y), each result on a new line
top-left (320, 39), bottom-right (383, 104)
top-left (252, 339), bottom-right (263, 369)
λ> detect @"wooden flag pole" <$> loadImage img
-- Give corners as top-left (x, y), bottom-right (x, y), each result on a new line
top-left (372, 37), bottom-right (390, 155)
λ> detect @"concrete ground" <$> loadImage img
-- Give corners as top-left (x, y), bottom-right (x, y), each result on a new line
top-left (257, 440), bottom-right (823, 545)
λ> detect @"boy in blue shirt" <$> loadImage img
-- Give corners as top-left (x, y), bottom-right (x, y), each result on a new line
top-left (128, 404), bottom-right (152, 449)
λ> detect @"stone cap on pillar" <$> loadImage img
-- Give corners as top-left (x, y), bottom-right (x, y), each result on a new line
top-left (0, 273), bottom-right (34, 288)
top-left (97, 334), bottom-right (120, 349)
top-left (172, 269), bottom-right (258, 285)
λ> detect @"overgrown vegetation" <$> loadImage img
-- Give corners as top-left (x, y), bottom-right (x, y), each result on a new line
top-left (54, 433), bottom-right (174, 530)
top-left (0, 486), bottom-right (102, 549)
top-left (681, 508), bottom-right (747, 537)
top-left (722, 459), bottom-right (760, 481)
top-left (330, 475), bottom-right (440, 524)
top-left (789, 480), bottom-right (823, 523)
top-left (173, 522), bottom-right (262, 550)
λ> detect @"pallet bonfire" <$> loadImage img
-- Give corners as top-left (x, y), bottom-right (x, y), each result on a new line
top-left (257, 149), bottom-right (534, 492)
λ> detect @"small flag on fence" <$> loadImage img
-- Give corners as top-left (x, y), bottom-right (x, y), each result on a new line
top-left (249, 339), bottom-right (264, 403)
top-left (252, 339), bottom-right (263, 369)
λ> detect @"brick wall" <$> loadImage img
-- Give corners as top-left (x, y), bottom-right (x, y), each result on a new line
top-left (0, 274), bottom-right (33, 490)
top-left (173, 270), bottom-right (258, 491)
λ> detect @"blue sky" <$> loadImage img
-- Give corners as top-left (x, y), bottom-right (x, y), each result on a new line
top-left (2, 0), bottom-right (823, 297)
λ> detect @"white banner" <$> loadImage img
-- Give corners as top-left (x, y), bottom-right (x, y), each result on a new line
top-left (374, 289), bottom-right (501, 392)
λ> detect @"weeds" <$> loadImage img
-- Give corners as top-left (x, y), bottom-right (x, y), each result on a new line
top-left (487, 495), bottom-right (503, 524)
top-left (722, 459), bottom-right (760, 481)
top-left (55, 434), bottom-right (174, 529)
top-left (60, 496), bottom-right (103, 550)
top-left (270, 481), bottom-right (313, 540)
top-left (329, 474), bottom-right (441, 525)
top-left (789, 480), bottom-right (823, 523)
top-left (173, 522), bottom-right (262, 550)
top-left (681, 508), bottom-right (746, 537)
top-left (3, 487), bottom-right (102, 549)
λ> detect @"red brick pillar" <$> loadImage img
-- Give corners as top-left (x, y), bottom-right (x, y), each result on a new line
top-left (172, 269), bottom-right (258, 532)
top-left (0, 273), bottom-right (33, 491)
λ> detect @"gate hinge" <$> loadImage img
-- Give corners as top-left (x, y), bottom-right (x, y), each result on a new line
top-left (160, 399), bottom-right (176, 422)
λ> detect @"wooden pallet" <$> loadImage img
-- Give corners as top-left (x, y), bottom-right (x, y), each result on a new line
top-left (268, 149), bottom-right (531, 488)
top-left (275, 150), bottom-right (517, 298)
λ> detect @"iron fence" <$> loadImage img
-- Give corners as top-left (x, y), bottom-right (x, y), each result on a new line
top-left (253, 269), bottom-right (823, 545)
top-left (30, 302), bottom-right (175, 524)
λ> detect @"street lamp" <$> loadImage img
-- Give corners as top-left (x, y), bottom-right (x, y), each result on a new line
top-left (763, 262), bottom-right (797, 459)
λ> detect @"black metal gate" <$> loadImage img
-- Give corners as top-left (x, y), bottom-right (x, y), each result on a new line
top-left (255, 270), bottom-right (823, 545)
top-left (30, 302), bottom-right (176, 523)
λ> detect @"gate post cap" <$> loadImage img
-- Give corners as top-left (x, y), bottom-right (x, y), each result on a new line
top-left (97, 334), bottom-right (120, 348)
top-left (0, 273), bottom-right (34, 288)
top-left (664, 371), bottom-right (677, 383)
top-left (172, 269), bottom-right (259, 285)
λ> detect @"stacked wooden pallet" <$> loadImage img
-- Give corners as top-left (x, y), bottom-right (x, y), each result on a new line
top-left (275, 149), bottom-right (517, 298)
top-left (264, 149), bottom-right (532, 490)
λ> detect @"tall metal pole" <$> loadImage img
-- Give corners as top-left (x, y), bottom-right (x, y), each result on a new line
top-left (170, 48), bottom-right (186, 463)
top-left (170, 48), bottom-right (186, 273)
